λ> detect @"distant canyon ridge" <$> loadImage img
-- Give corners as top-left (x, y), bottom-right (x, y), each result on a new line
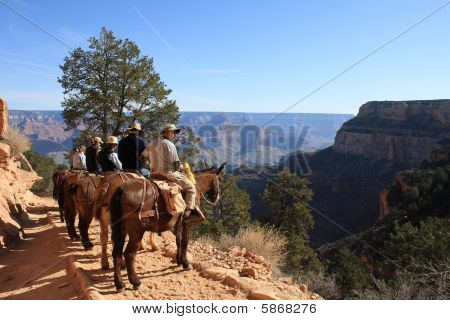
top-left (8, 110), bottom-right (352, 167)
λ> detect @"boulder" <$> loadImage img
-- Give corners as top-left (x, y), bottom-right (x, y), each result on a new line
top-left (248, 289), bottom-right (278, 300)
top-left (0, 142), bottom-right (10, 162)
top-left (239, 267), bottom-right (257, 279)
top-left (201, 267), bottom-right (240, 281)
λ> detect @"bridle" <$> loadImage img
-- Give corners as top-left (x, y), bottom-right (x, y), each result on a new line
top-left (195, 175), bottom-right (219, 206)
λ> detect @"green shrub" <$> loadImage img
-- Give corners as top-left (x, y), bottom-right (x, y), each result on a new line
top-left (23, 150), bottom-right (67, 191)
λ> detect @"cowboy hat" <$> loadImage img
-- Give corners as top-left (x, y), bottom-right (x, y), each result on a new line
top-left (161, 123), bottom-right (180, 134)
top-left (128, 123), bottom-right (142, 131)
top-left (106, 136), bottom-right (119, 144)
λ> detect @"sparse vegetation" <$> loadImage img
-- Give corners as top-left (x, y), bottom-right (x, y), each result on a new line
top-left (3, 126), bottom-right (31, 156)
top-left (295, 271), bottom-right (340, 300)
top-left (215, 225), bottom-right (288, 273)
top-left (356, 260), bottom-right (450, 300)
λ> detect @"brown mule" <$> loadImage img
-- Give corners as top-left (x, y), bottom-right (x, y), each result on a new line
top-left (59, 171), bottom-right (92, 240)
top-left (52, 169), bottom-right (72, 222)
top-left (92, 171), bottom-right (154, 269)
top-left (110, 163), bottom-right (226, 292)
top-left (68, 173), bottom-right (102, 249)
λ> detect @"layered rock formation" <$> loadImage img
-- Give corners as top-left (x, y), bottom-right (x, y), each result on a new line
top-left (334, 100), bottom-right (450, 165)
top-left (0, 155), bottom-right (41, 247)
top-left (282, 99), bottom-right (450, 245)
top-left (0, 101), bottom-right (42, 247)
top-left (8, 110), bottom-right (352, 166)
top-left (0, 97), bottom-right (8, 137)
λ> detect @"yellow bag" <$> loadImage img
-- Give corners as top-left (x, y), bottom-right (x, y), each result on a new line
top-left (184, 162), bottom-right (197, 185)
top-left (153, 180), bottom-right (186, 215)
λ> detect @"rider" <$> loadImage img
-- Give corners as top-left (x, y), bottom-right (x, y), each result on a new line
top-left (142, 124), bottom-right (204, 222)
top-left (98, 136), bottom-right (122, 172)
top-left (86, 136), bottom-right (103, 173)
top-left (118, 123), bottom-right (148, 177)
top-left (72, 145), bottom-right (87, 170)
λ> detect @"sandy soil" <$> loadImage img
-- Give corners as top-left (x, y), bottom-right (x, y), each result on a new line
top-left (0, 198), bottom-right (78, 300)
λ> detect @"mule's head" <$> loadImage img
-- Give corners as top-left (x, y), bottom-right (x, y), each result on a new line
top-left (194, 162), bottom-right (226, 204)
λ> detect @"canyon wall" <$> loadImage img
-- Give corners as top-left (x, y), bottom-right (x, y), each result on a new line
top-left (282, 99), bottom-right (450, 245)
top-left (333, 100), bottom-right (450, 165)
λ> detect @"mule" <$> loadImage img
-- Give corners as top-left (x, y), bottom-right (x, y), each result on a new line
top-left (52, 170), bottom-right (72, 222)
top-left (67, 173), bottom-right (102, 249)
top-left (92, 171), bottom-right (157, 269)
top-left (110, 163), bottom-right (226, 292)
top-left (58, 171), bottom-right (92, 240)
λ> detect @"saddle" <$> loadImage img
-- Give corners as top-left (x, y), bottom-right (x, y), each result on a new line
top-left (138, 179), bottom-right (186, 222)
top-left (150, 172), bottom-right (170, 181)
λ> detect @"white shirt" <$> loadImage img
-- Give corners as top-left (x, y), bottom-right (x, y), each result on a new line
top-left (72, 152), bottom-right (87, 170)
top-left (142, 138), bottom-right (179, 173)
top-left (108, 152), bottom-right (122, 170)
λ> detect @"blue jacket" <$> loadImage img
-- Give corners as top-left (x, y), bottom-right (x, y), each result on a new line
top-left (118, 134), bottom-right (147, 170)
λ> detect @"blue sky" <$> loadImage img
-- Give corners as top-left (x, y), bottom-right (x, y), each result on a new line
top-left (0, 0), bottom-right (449, 114)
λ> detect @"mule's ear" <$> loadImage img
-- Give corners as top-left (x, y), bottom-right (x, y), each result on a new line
top-left (216, 162), bottom-right (227, 175)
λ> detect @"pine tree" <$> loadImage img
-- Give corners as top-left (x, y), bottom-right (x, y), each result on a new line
top-left (59, 28), bottom-right (179, 141)
top-left (328, 248), bottom-right (368, 298)
top-left (195, 175), bottom-right (252, 239)
top-left (261, 169), bottom-right (322, 274)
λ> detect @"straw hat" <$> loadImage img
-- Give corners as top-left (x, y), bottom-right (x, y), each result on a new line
top-left (106, 136), bottom-right (118, 144)
top-left (161, 124), bottom-right (180, 134)
top-left (128, 123), bottom-right (142, 132)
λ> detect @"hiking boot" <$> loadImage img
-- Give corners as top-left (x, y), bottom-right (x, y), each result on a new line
top-left (183, 206), bottom-right (206, 223)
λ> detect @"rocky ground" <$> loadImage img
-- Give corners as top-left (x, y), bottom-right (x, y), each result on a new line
top-left (0, 196), bottom-right (320, 300)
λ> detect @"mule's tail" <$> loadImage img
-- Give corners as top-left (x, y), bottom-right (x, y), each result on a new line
top-left (110, 187), bottom-right (124, 255)
top-left (58, 179), bottom-right (65, 210)
top-left (52, 172), bottom-right (59, 200)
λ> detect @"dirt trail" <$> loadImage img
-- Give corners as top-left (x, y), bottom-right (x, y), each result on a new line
top-left (1, 196), bottom-right (317, 300)
top-left (0, 198), bottom-right (78, 300)
top-left (0, 197), bottom-right (246, 299)
top-left (60, 215), bottom-right (247, 300)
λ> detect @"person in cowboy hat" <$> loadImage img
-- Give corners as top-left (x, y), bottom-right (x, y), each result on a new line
top-left (118, 122), bottom-right (148, 176)
top-left (86, 136), bottom-right (103, 173)
top-left (141, 124), bottom-right (204, 223)
top-left (98, 136), bottom-right (122, 172)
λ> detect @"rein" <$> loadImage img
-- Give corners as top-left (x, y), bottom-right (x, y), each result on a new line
top-left (194, 177), bottom-right (218, 206)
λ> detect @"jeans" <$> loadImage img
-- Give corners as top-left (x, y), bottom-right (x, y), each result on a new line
top-left (140, 167), bottom-right (151, 178)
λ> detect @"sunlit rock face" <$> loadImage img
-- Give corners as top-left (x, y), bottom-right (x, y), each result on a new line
top-left (333, 100), bottom-right (450, 165)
